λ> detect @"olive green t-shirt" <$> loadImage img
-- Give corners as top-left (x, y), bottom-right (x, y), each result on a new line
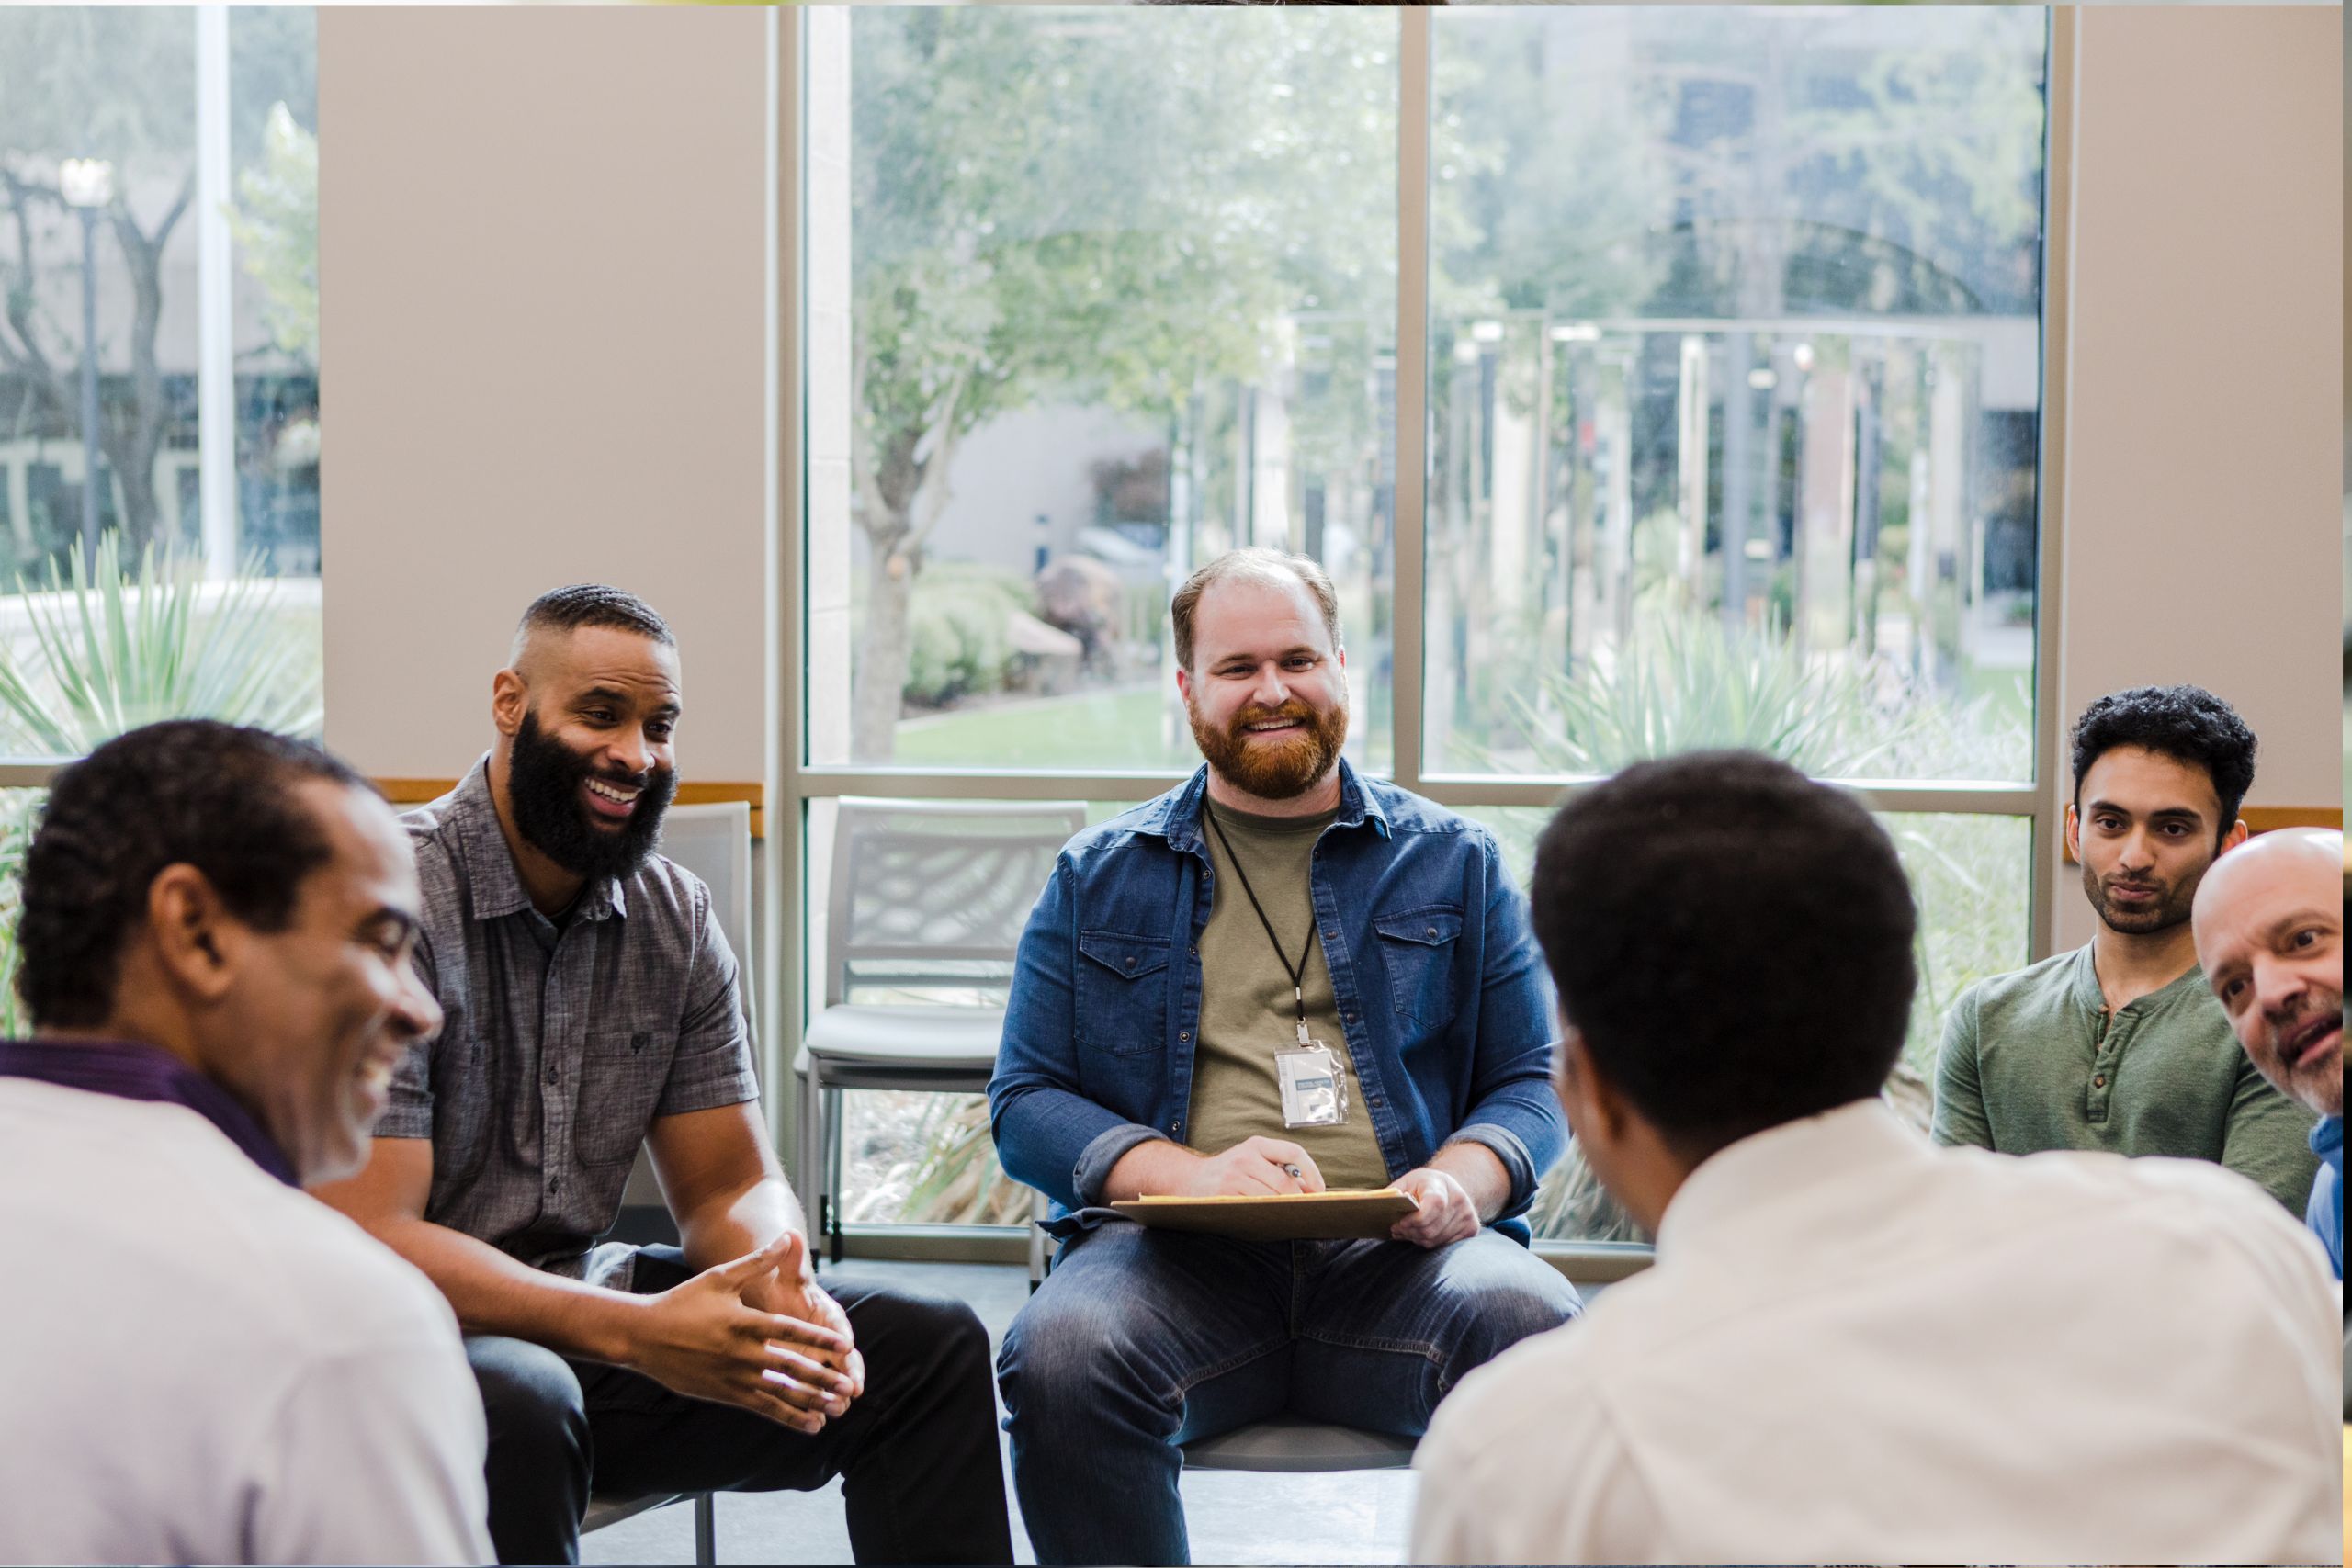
top-left (1185, 801), bottom-right (1391, 1191)
top-left (1930, 942), bottom-right (2320, 1214)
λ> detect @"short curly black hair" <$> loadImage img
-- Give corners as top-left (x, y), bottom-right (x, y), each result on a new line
top-left (2069, 685), bottom-right (2256, 841)
top-left (17, 720), bottom-right (371, 1028)
top-left (1530, 750), bottom-right (1917, 1160)
top-left (514, 583), bottom-right (673, 655)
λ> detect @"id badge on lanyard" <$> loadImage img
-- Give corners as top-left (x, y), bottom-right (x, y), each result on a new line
top-left (1206, 809), bottom-right (1352, 1131)
top-left (1276, 1032), bottom-right (1349, 1129)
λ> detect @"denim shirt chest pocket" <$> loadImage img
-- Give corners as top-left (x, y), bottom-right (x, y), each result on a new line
top-left (1372, 904), bottom-right (1464, 1031)
top-left (1076, 930), bottom-right (1172, 1059)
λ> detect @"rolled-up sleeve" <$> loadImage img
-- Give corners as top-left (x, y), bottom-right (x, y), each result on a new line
top-left (654, 886), bottom-right (759, 1117)
top-left (1453, 833), bottom-right (1567, 1220)
top-left (989, 853), bottom-right (1163, 1211)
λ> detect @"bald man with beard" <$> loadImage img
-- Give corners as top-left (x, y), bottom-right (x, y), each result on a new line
top-left (2192, 828), bottom-right (2344, 1280)
top-left (316, 584), bottom-right (1012, 1566)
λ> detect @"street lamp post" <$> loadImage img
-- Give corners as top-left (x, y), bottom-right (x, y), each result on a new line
top-left (59, 157), bottom-right (113, 576)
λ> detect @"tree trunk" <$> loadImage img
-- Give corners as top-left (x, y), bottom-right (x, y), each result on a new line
top-left (106, 179), bottom-right (189, 558)
top-left (852, 520), bottom-right (915, 763)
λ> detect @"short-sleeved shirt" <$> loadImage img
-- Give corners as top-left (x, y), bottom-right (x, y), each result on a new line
top-left (381, 759), bottom-right (757, 1289)
top-left (1928, 942), bottom-right (2318, 1213)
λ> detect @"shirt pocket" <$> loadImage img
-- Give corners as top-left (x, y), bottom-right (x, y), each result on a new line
top-left (1373, 905), bottom-right (1464, 1031)
top-left (574, 1029), bottom-right (673, 1167)
top-left (1076, 931), bottom-right (1172, 1058)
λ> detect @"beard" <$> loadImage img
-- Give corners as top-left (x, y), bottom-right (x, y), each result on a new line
top-left (507, 708), bottom-right (677, 884)
top-left (1186, 692), bottom-right (1349, 801)
top-left (2081, 862), bottom-right (2199, 935)
top-left (2259, 992), bottom-right (2346, 1118)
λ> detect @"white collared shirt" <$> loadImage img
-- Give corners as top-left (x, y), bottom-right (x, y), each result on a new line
top-left (1411, 1099), bottom-right (2343, 1565)
top-left (0, 1082), bottom-right (492, 1566)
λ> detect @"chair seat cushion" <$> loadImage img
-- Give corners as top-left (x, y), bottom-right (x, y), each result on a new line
top-left (802, 1003), bottom-right (1006, 1069)
top-left (1181, 1415), bottom-right (1419, 1472)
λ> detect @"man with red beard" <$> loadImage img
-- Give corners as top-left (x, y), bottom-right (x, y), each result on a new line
top-left (1932, 686), bottom-right (2316, 1213)
top-left (990, 548), bottom-right (1579, 1566)
top-left (316, 586), bottom-right (1012, 1566)
top-left (2192, 827), bottom-right (2343, 1280)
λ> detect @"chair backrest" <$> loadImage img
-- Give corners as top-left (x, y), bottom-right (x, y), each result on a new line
top-left (660, 800), bottom-right (757, 1031)
top-left (619, 802), bottom-right (758, 1211)
top-left (825, 797), bottom-right (1088, 1007)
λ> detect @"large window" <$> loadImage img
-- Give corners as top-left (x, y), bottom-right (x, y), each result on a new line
top-left (812, 6), bottom-right (1396, 778)
top-left (799, 7), bottom-right (2052, 1249)
top-left (0, 6), bottom-right (320, 1031)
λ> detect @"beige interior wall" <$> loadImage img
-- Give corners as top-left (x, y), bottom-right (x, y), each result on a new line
top-left (2053, 6), bottom-right (2342, 950)
top-left (317, 6), bottom-right (770, 783)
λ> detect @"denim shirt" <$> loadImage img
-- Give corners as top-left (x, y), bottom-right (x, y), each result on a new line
top-left (989, 761), bottom-right (1566, 1245)
top-left (2308, 1114), bottom-right (2341, 1280)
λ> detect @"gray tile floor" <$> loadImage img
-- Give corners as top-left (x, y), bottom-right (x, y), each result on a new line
top-left (579, 1259), bottom-right (1419, 1566)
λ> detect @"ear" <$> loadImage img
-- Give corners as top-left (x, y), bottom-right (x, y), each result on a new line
top-left (2062, 801), bottom-right (2081, 862)
top-left (1553, 1027), bottom-right (1617, 1145)
top-left (2219, 818), bottom-right (2250, 853)
top-left (1173, 664), bottom-right (1193, 707)
top-left (145, 863), bottom-right (241, 1005)
top-left (492, 667), bottom-right (527, 739)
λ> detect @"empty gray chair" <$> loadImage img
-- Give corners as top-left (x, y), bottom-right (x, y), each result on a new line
top-left (796, 797), bottom-right (1085, 1261)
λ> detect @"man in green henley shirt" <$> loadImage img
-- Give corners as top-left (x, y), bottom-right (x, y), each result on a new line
top-left (1931, 685), bottom-right (2317, 1212)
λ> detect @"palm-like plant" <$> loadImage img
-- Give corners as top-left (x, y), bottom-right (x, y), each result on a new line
top-left (0, 532), bottom-right (322, 757)
top-left (1507, 609), bottom-right (1928, 781)
top-left (0, 535), bottom-right (323, 1034)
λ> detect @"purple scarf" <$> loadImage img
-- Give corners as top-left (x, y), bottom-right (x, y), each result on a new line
top-left (0, 1038), bottom-right (297, 1186)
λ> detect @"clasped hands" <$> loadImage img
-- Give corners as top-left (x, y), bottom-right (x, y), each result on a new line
top-left (1177, 1135), bottom-right (1482, 1249)
top-left (627, 1231), bottom-right (866, 1435)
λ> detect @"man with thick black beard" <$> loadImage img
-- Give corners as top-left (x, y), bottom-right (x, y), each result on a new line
top-left (315, 586), bottom-right (1012, 1566)
top-left (989, 549), bottom-right (1579, 1566)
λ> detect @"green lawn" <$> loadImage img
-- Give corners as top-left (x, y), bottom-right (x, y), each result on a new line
top-left (891, 686), bottom-right (1198, 772)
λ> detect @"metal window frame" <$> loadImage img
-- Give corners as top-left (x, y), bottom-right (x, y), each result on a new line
top-left (0, 9), bottom-right (2070, 1281)
top-left (767, 8), bottom-right (2068, 1269)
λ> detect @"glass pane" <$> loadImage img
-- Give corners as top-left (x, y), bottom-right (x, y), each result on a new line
top-left (230, 7), bottom-right (321, 581)
top-left (819, 8), bottom-right (1396, 775)
top-left (1427, 9), bottom-right (2047, 784)
top-left (810, 797), bottom-right (1130, 1228)
top-left (1465, 804), bottom-right (2031, 1243)
top-left (0, 8), bottom-right (322, 760)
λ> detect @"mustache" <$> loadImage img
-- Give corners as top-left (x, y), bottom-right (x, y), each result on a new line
top-left (2267, 998), bottom-right (2345, 1038)
top-left (1228, 700), bottom-right (1317, 732)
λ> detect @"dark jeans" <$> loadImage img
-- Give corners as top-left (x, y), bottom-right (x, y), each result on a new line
top-left (998, 1222), bottom-right (1580, 1565)
top-left (464, 1247), bottom-right (1012, 1566)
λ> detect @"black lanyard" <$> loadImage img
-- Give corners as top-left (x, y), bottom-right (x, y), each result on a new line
top-left (1204, 807), bottom-right (1317, 1046)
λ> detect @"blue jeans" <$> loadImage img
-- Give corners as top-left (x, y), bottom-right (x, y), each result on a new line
top-left (997, 1221), bottom-right (1580, 1565)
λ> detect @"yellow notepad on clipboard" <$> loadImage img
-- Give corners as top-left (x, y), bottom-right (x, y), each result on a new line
top-left (1109, 1189), bottom-right (1418, 1241)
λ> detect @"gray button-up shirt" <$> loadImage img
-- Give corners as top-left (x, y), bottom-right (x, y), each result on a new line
top-left (380, 759), bottom-right (757, 1288)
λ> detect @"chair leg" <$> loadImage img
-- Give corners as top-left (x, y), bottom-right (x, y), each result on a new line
top-left (693, 1493), bottom-right (716, 1566)
top-left (797, 1063), bottom-right (820, 1268)
top-left (823, 1083), bottom-right (845, 1265)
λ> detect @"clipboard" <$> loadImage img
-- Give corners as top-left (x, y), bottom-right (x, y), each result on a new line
top-left (1109, 1189), bottom-right (1418, 1241)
